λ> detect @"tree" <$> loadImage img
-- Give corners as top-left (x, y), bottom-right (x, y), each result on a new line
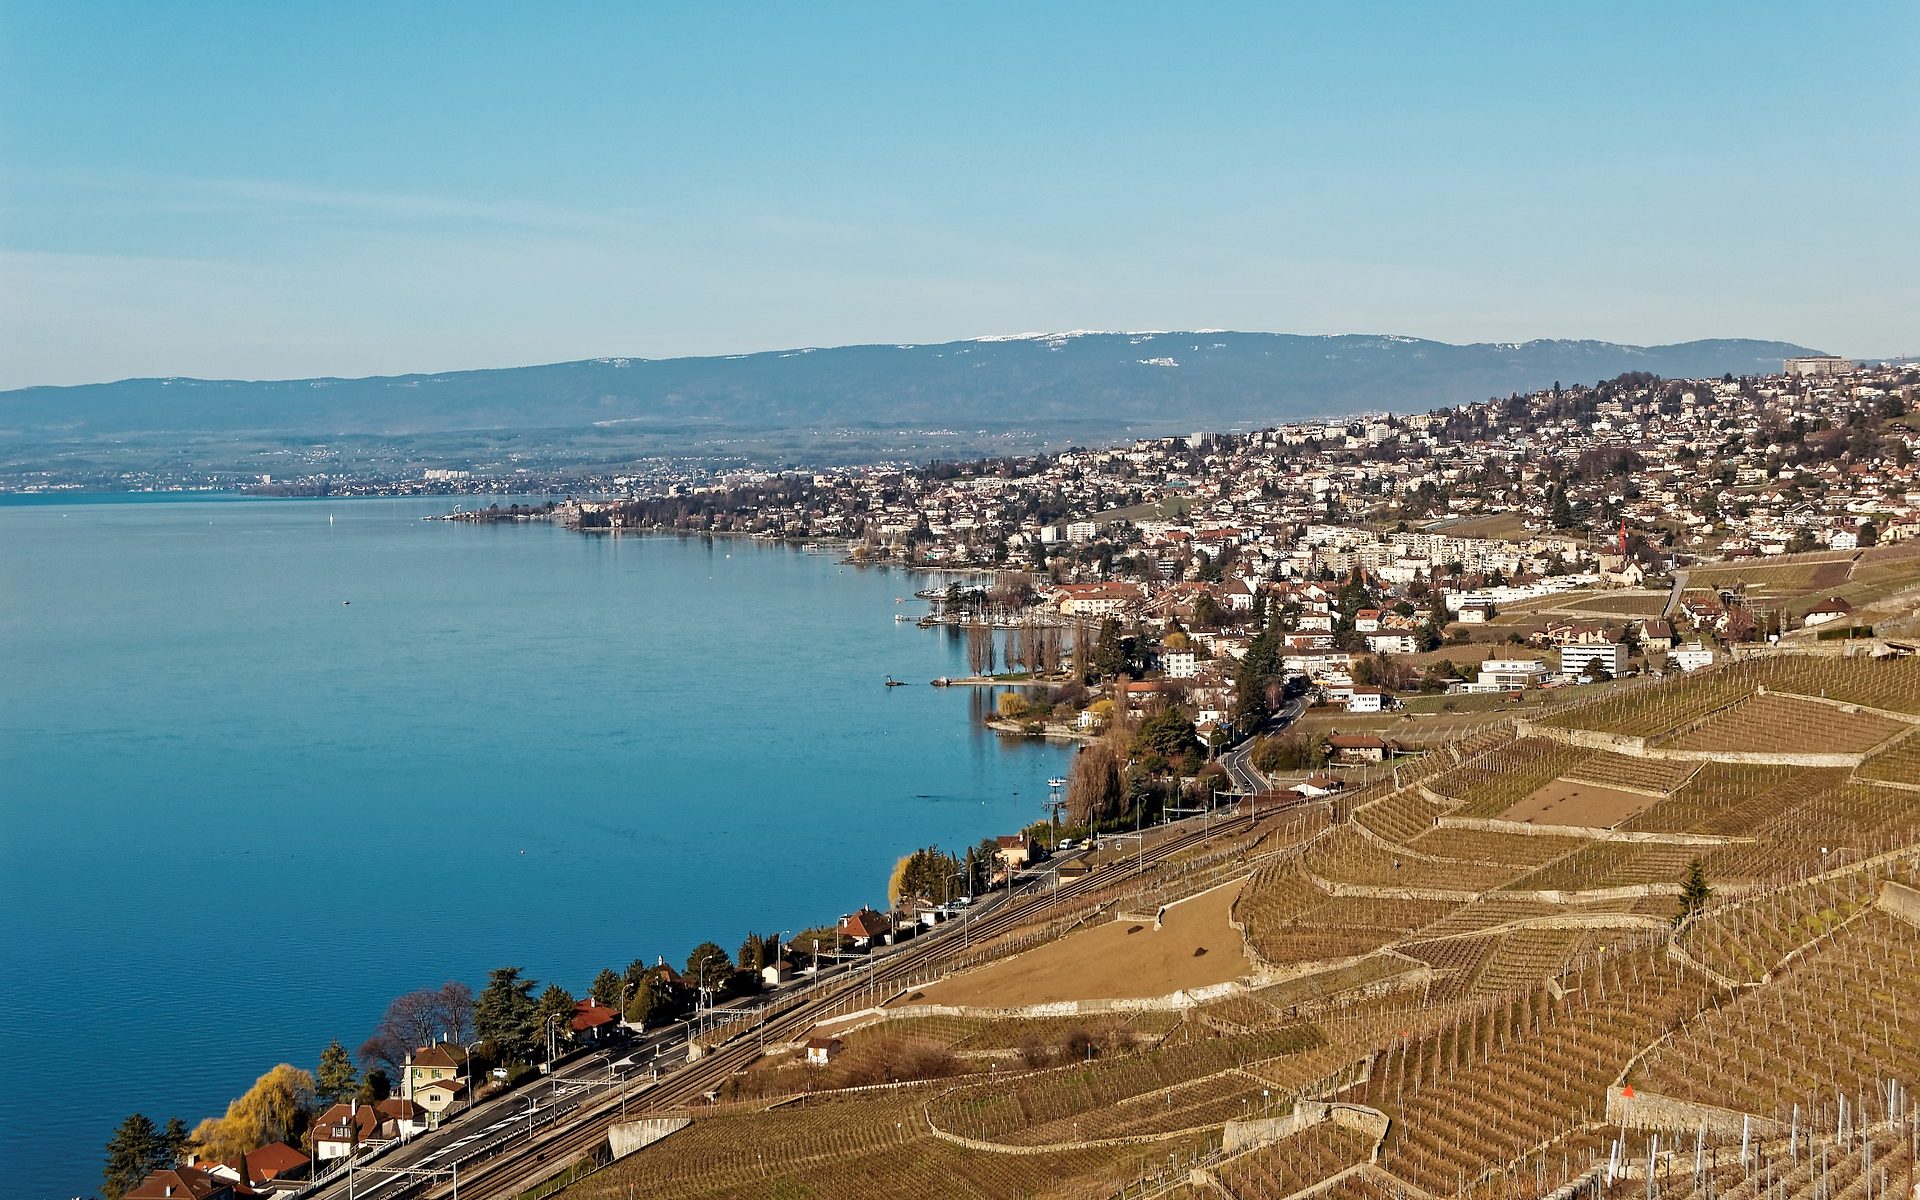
top-left (316, 1039), bottom-right (357, 1105)
top-left (1675, 858), bottom-right (1713, 926)
top-left (589, 967), bottom-right (624, 1008)
top-left (533, 984), bottom-right (577, 1058)
top-left (358, 982), bottom-right (473, 1072)
top-left (891, 846), bottom-right (962, 907)
top-left (190, 1063), bottom-right (316, 1162)
top-left (1549, 484), bottom-right (1574, 529)
top-left (1090, 617), bottom-right (1128, 680)
top-left (104, 1113), bottom-right (187, 1200)
top-left (1130, 701), bottom-right (1203, 775)
top-left (357, 1068), bottom-right (392, 1103)
top-left (1066, 743), bottom-right (1126, 828)
top-left (685, 942), bottom-right (733, 991)
top-left (474, 967), bottom-right (539, 1063)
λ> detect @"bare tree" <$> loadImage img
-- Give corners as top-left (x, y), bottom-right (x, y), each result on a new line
top-left (357, 983), bottom-right (474, 1071)
top-left (1066, 744), bottom-right (1125, 828)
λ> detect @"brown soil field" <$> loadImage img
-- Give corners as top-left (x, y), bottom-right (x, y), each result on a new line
top-left (903, 880), bottom-right (1252, 1008)
top-left (1497, 778), bottom-right (1659, 828)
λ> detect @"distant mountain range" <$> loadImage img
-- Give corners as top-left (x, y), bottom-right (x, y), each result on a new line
top-left (1, 332), bottom-right (1824, 440)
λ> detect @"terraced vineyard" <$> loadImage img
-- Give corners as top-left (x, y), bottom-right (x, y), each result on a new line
top-left (1677, 859), bottom-right (1917, 983)
top-left (1426, 739), bottom-right (1595, 818)
top-left (1215, 1119), bottom-right (1374, 1199)
top-left (1404, 827), bottom-right (1590, 868)
top-left (1653, 692), bottom-right (1910, 754)
top-left (1856, 727), bottom-right (1920, 785)
top-left (1560, 751), bottom-right (1701, 794)
top-left (1617, 763), bottom-right (1818, 837)
top-left (1539, 668), bottom-right (1755, 738)
top-left (1636, 909), bottom-right (1920, 1121)
top-left (579, 653), bottom-right (1920, 1200)
top-left (1500, 840), bottom-right (1699, 893)
top-left (1304, 826), bottom-right (1517, 892)
top-left (926, 1027), bottom-right (1322, 1146)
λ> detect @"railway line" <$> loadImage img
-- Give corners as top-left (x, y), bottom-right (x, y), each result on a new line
top-left (357, 810), bottom-right (1252, 1200)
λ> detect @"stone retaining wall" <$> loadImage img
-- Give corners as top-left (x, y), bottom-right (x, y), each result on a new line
top-left (1520, 721), bottom-right (1864, 767)
top-left (608, 1117), bottom-right (690, 1160)
top-left (1605, 1087), bottom-right (1782, 1138)
top-left (1878, 880), bottom-right (1920, 929)
top-left (1435, 815), bottom-right (1741, 847)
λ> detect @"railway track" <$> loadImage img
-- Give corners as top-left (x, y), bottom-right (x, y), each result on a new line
top-left (362, 814), bottom-right (1249, 1199)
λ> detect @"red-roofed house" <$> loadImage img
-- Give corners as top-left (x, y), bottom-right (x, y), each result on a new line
top-left (126, 1165), bottom-right (248, 1200)
top-left (571, 998), bottom-right (622, 1043)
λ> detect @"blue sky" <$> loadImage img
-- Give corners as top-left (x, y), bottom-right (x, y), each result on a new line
top-left (2, 1), bottom-right (1914, 388)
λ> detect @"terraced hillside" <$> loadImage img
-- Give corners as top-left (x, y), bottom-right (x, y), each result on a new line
top-left (570, 653), bottom-right (1920, 1200)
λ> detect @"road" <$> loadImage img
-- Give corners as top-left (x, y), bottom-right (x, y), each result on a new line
top-left (1218, 694), bottom-right (1308, 795)
top-left (308, 805), bottom-right (1260, 1200)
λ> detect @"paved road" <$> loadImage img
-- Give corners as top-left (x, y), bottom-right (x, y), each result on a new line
top-left (1218, 695), bottom-right (1308, 794)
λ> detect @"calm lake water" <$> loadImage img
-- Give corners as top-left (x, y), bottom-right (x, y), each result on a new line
top-left (0, 495), bottom-right (1070, 1199)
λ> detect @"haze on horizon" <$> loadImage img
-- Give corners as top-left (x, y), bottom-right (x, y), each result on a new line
top-left (1, 1), bottom-right (1915, 392)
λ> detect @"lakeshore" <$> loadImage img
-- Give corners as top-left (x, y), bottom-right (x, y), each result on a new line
top-left (0, 495), bottom-right (1072, 1200)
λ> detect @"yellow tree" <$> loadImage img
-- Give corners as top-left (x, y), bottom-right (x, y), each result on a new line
top-left (191, 1064), bottom-right (315, 1160)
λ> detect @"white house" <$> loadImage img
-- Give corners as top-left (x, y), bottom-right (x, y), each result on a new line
top-left (1670, 642), bottom-right (1715, 672)
top-left (1347, 687), bottom-right (1388, 713)
top-left (1365, 633), bottom-right (1418, 655)
top-left (1803, 597), bottom-right (1855, 628)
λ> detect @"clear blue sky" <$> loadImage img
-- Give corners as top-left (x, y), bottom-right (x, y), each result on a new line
top-left (2, 1), bottom-right (1914, 388)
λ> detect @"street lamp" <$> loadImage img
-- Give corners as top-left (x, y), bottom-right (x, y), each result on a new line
top-left (544, 1013), bottom-right (563, 1088)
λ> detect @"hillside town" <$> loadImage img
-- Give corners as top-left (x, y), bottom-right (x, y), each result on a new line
top-left (567, 358), bottom-right (1920, 738)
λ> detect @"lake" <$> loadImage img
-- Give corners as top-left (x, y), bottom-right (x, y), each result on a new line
top-left (0, 495), bottom-right (1071, 1199)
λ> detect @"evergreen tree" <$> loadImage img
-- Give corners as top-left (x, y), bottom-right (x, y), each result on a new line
top-left (589, 968), bottom-right (623, 1008)
top-left (532, 984), bottom-right (577, 1059)
top-left (316, 1039), bottom-right (357, 1105)
top-left (684, 942), bottom-right (733, 989)
top-left (1675, 858), bottom-right (1713, 926)
top-left (474, 967), bottom-right (539, 1062)
top-left (104, 1113), bottom-right (175, 1200)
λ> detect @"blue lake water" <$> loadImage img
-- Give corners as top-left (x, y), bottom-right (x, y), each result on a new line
top-left (0, 496), bottom-right (1070, 1199)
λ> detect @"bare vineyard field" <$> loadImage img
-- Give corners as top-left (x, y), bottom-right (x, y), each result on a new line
top-left (1654, 692), bottom-right (1909, 754)
top-left (1216, 1119), bottom-right (1374, 1199)
top-left (1560, 752), bottom-right (1701, 794)
top-left (1636, 909), bottom-right (1920, 1122)
top-left (1857, 728), bottom-right (1920, 785)
top-left (1500, 841), bottom-right (1699, 893)
top-left (1495, 779), bottom-right (1659, 829)
top-left (1404, 828), bottom-right (1590, 868)
top-left (1429, 740), bottom-right (1596, 818)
